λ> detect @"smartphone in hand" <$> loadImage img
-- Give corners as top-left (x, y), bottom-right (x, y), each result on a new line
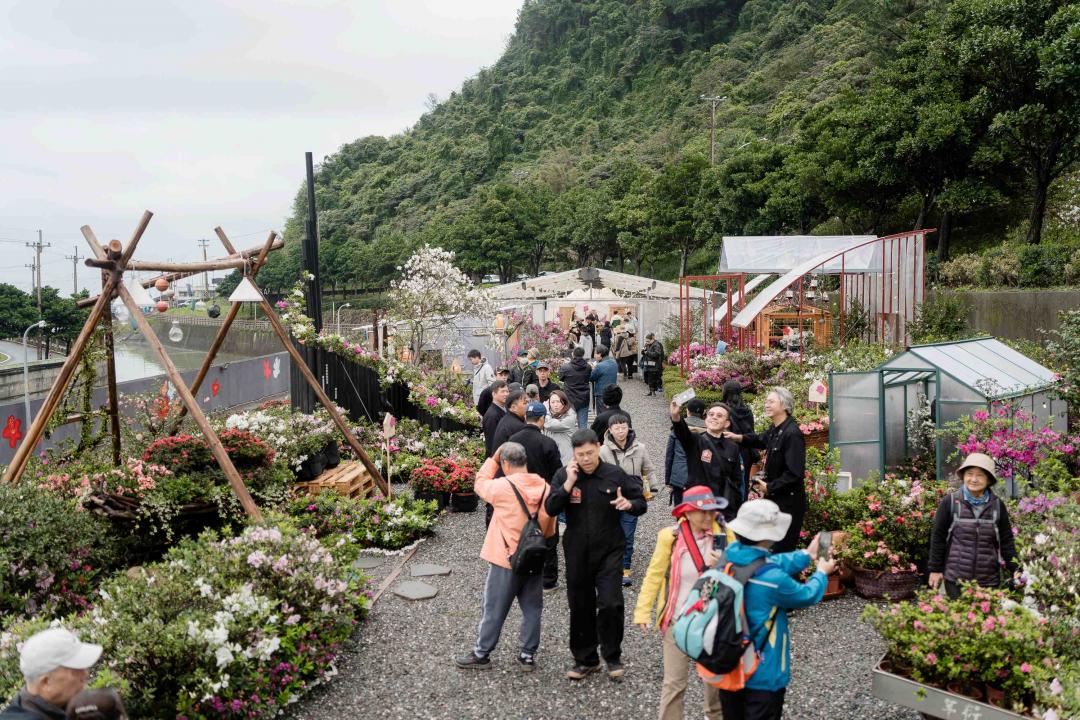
top-left (817, 531), bottom-right (833, 560)
top-left (673, 388), bottom-right (696, 407)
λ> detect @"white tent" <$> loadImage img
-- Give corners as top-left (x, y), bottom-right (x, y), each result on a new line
top-left (721, 235), bottom-right (880, 274)
top-left (488, 267), bottom-right (685, 301)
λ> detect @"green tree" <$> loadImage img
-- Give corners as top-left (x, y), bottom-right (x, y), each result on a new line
top-left (646, 153), bottom-right (709, 277)
top-left (543, 184), bottom-right (613, 268)
top-left (0, 283), bottom-right (38, 339)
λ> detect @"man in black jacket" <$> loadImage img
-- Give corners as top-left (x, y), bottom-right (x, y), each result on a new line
top-left (558, 347), bottom-right (592, 429)
top-left (670, 399), bottom-right (742, 520)
top-left (491, 390), bottom-right (528, 452)
top-left (510, 401), bottom-right (566, 591)
top-left (535, 362), bottom-right (562, 403)
top-left (476, 367), bottom-right (510, 419)
top-left (482, 381), bottom-right (510, 458)
top-left (591, 385), bottom-right (631, 438)
top-left (546, 429), bottom-right (647, 682)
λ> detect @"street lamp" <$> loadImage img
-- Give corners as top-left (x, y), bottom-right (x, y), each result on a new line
top-left (22, 320), bottom-right (46, 424)
top-left (335, 302), bottom-right (351, 335)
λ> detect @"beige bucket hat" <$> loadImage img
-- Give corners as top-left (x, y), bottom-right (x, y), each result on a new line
top-left (955, 452), bottom-right (998, 486)
top-left (728, 499), bottom-right (792, 543)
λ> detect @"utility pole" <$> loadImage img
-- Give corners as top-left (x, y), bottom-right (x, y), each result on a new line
top-left (197, 238), bottom-right (210, 300)
top-left (25, 261), bottom-right (39, 359)
top-left (700, 93), bottom-right (727, 166)
top-left (26, 230), bottom-right (50, 315)
top-left (64, 244), bottom-right (83, 296)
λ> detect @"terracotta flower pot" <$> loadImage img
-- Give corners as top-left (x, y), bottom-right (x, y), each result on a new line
top-left (984, 684), bottom-right (1005, 707)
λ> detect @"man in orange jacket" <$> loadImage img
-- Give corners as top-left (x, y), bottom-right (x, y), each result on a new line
top-left (456, 442), bottom-right (556, 671)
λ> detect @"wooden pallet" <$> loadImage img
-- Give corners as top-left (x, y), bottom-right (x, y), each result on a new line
top-left (295, 461), bottom-right (376, 499)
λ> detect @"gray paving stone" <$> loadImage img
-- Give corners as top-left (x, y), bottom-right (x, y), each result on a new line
top-left (410, 563), bottom-right (452, 577)
top-left (352, 556), bottom-right (384, 570)
top-left (393, 580), bottom-right (438, 600)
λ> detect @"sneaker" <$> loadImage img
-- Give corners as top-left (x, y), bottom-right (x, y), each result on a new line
top-left (607, 662), bottom-right (625, 681)
top-left (566, 663), bottom-right (602, 680)
top-left (622, 569), bottom-right (632, 586)
top-left (517, 653), bottom-right (536, 671)
top-left (642, 488), bottom-right (654, 501)
top-left (455, 652), bottom-right (491, 670)
top-left (543, 582), bottom-right (560, 592)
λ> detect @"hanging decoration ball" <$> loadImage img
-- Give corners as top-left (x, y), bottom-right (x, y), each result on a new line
top-left (111, 299), bottom-right (130, 324)
top-left (207, 303), bottom-right (221, 319)
top-left (161, 288), bottom-right (175, 299)
top-left (194, 300), bottom-right (207, 311)
top-left (155, 300), bottom-right (170, 313)
top-left (154, 278), bottom-right (170, 292)
top-left (168, 320), bottom-right (184, 343)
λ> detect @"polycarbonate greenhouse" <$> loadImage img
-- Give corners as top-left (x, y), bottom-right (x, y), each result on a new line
top-left (829, 337), bottom-right (1067, 492)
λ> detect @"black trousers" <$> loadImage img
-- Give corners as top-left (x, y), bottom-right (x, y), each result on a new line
top-left (563, 539), bottom-right (625, 666)
top-left (769, 493), bottom-right (807, 554)
top-left (543, 523), bottom-right (560, 587)
top-left (719, 687), bottom-right (786, 720)
top-left (644, 370), bottom-right (662, 391)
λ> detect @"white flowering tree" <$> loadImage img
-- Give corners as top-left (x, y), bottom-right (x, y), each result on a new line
top-left (387, 245), bottom-right (495, 364)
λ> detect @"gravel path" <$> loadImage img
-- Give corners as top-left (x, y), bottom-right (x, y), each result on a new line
top-left (290, 377), bottom-right (918, 720)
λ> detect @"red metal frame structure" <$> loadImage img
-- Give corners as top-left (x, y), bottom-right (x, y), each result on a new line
top-left (677, 274), bottom-right (746, 376)
top-left (676, 231), bottom-right (933, 373)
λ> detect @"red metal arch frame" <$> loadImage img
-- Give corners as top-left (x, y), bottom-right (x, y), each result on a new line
top-left (677, 274), bottom-right (747, 376)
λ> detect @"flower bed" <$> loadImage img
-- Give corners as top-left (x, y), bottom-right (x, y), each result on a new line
top-left (0, 518), bottom-right (371, 720)
top-left (284, 492), bottom-right (438, 550)
top-left (219, 405), bottom-right (337, 473)
top-left (351, 418), bottom-right (484, 483)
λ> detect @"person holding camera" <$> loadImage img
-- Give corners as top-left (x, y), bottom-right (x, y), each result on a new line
top-left (719, 500), bottom-right (834, 720)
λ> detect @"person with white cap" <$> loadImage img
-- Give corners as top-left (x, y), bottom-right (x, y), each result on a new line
top-left (927, 452), bottom-right (1017, 599)
top-left (717, 499), bottom-right (834, 720)
top-left (0, 627), bottom-right (103, 719)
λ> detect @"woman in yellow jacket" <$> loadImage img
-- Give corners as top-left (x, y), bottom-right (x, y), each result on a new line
top-left (634, 486), bottom-right (733, 720)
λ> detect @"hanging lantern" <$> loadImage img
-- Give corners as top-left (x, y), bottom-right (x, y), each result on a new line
top-left (126, 279), bottom-right (154, 307)
top-left (228, 277), bottom-right (262, 303)
top-left (401, 347), bottom-right (412, 362)
top-left (154, 278), bottom-right (170, 292)
top-left (451, 357), bottom-right (462, 373)
top-left (111, 299), bottom-right (130, 323)
top-left (810, 277), bottom-right (818, 289)
top-left (784, 289), bottom-right (794, 300)
top-left (155, 300), bottom-right (169, 313)
top-left (207, 303), bottom-right (221, 319)
top-left (493, 313), bottom-right (506, 331)
top-left (168, 320), bottom-right (183, 343)
top-left (805, 290), bottom-right (816, 300)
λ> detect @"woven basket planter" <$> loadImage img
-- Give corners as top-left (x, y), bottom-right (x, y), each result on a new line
top-left (852, 566), bottom-right (921, 600)
top-left (803, 427), bottom-right (830, 449)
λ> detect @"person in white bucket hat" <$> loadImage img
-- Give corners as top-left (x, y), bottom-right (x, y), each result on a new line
top-left (1, 627), bottom-right (103, 719)
top-left (717, 500), bottom-right (835, 720)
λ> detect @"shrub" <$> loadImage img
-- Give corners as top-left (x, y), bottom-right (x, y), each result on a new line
top-left (0, 483), bottom-right (119, 620)
top-left (221, 407), bottom-right (336, 471)
top-left (0, 520), bottom-right (371, 720)
top-left (1017, 243), bottom-right (1075, 287)
top-left (408, 456), bottom-right (475, 494)
top-left (285, 492), bottom-right (438, 550)
top-left (908, 293), bottom-right (972, 343)
top-left (1045, 309), bottom-right (1080, 427)
top-left (939, 253), bottom-right (981, 287)
top-left (978, 246), bottom-right (1021, 287)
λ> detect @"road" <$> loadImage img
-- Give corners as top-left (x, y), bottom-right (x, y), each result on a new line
top-left (0, 339), bottom-right (63, 365)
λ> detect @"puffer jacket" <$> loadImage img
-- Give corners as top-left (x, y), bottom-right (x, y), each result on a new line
top-left (928, 490), bottom-right (1016, 586)
top-left (725, 541), bottom-right (827, 691)
top-left (557, 357), bottom-right (592, 410)
top-left (633, 521), bottom-right (734, 629)
top-left (600, 430), bottom-right (654, 485)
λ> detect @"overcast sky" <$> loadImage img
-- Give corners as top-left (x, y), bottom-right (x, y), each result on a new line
top-left (0, 0), bottom-right (521, 296)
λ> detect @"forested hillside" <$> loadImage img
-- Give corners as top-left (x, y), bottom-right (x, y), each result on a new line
top-left (256, 0), bottom-right (1080, 294)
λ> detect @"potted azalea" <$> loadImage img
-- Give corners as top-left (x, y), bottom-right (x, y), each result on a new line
top-left (409, 457), bottom-right (457, 510)
top-left (447, 456), bottom-right (479, 513)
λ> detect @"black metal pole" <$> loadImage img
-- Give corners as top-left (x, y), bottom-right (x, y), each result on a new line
top-left (298, 151), bottom-right (324, 413)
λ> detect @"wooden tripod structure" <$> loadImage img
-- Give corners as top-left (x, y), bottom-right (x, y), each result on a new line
top-left (0, 211), bottom-right (388, 519)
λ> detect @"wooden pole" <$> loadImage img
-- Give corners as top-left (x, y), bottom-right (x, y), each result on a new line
top-left (2, 275), bottom-right (119, 483)
top-left (168, 231), bottom-right (278, 435)
top-left (85, 257), bottom-right (249, 273)
top-left (80, 225), bottom-right (107, 260)
top-left (101, 269), bottom-right (122, 466)
top-left (76, 238), bottom-right (283, 308)
top-left (116, 282), bottom-right (264, 521)
top-left (258, 296), bottom-right (389, 496)
top-left (213, 226), bottom-right (238, 255)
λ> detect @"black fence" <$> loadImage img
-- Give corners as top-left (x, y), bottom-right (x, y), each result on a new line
top-left (290, 344), bottom-right (478, 435)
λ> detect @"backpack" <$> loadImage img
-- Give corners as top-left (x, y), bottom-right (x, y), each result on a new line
top-left (671, 537), bottom-right (775, 688)
top-left (502, 479), bottom-right (549, 576)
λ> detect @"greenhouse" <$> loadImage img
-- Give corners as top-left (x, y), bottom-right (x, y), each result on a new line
top-left (829, 337), bottom-right (1067, 492)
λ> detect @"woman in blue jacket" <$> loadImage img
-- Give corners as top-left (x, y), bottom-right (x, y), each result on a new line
top-left (721, 499), bottom-right (835, 720)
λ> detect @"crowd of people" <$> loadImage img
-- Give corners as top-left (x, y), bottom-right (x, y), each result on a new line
top-left (0, 313), bottom-right (1021, 720)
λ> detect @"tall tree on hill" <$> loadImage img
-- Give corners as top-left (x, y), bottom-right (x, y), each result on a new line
top-left (646, 153), bottom-right (709, 277)
top-left (929, 0), bottom-right (1080, 245)
top-left (543, 184), bottom-right (613, 268)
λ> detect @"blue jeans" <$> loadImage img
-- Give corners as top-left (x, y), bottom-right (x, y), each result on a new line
top-left (576, 405), bottom-right (590, 429)
top-left (620, 512), bottom-right (638, 570)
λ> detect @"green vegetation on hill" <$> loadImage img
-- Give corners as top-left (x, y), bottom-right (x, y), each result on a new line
top-left (254, 0), bottom-right (1080, 296)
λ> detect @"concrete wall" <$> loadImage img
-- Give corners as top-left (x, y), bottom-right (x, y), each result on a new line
top-left (932, 288), bottom-right (1080, 341)
top-left (0, 359), bottom-right (69, 402)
